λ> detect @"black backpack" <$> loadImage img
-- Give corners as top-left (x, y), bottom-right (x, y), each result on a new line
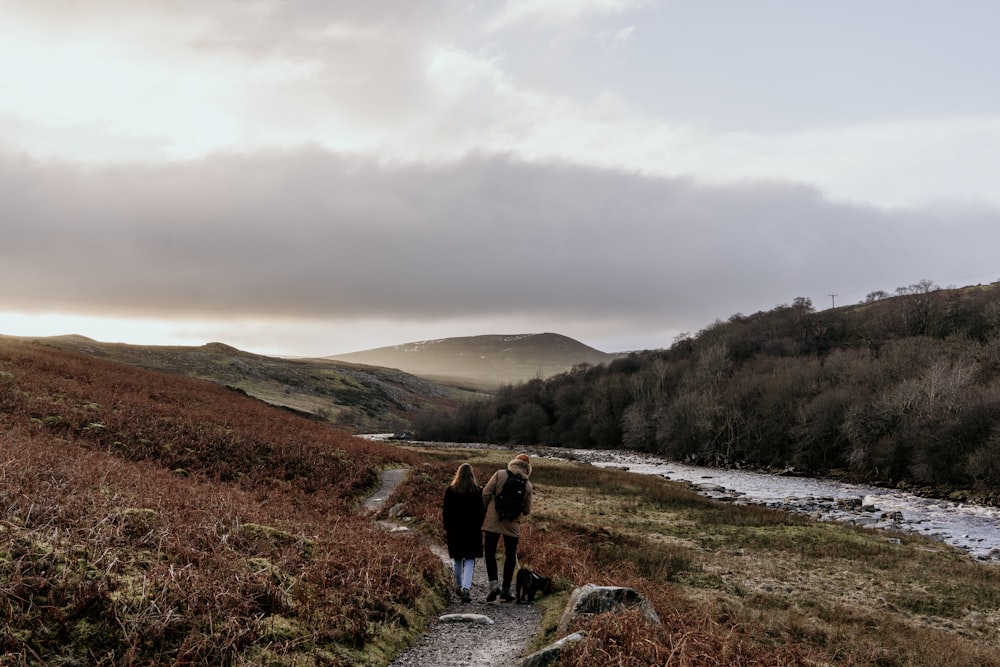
top-left (494, 471), bottom-right (527, 521)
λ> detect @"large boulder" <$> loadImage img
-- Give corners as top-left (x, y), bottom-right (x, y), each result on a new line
top-left (556, 584), bottom-right (660, 636)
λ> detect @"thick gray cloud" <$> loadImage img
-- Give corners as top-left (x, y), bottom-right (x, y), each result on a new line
top-left (3, 1), bottom-right (1000, 353)
top-left (4, 148), bottom-right (998, 341)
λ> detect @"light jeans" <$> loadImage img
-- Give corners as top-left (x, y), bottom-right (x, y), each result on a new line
top-left (453, 558), bottom-right (475, 589)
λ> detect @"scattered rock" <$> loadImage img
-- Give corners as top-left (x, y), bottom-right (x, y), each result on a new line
top-left (375, 520), bottom-right (411, 533)
top-left (694, 483), bottom-right (727, 493)
top-left (439, 613), bottom-right (494, 625)
top-left (518, 631), bottom-right (588, 667)
top-left (556, 584), bottom-right (660, 636)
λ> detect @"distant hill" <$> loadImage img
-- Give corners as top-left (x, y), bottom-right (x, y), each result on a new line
top-left (327, 332), bottom-right (623, 390)
top-left (12, 332), bottom-right (622, 430)
top-left (24, 335), bottom-right (464, 432)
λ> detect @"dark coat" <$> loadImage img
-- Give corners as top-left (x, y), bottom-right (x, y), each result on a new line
top-left (443, 486), bottom-right (487, 559)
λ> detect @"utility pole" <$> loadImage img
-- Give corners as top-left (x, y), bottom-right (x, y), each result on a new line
top-left (829, 293), bottom-right (838, 308)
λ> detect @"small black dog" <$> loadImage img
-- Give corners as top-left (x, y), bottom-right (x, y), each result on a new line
top-left (515, 567), bottom-right (552, 604)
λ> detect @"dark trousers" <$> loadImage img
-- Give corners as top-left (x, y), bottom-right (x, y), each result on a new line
top-left (483, 531), bottom-right (519, 590)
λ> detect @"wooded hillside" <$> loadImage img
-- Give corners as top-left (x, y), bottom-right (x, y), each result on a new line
top-left (414, 280), bottom-right (1000, 494)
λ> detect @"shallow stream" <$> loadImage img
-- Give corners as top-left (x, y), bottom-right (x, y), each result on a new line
top-left (366, 435), bottom-right (1000, 561)
top-left (563, 448), bottom-right (1000, 561)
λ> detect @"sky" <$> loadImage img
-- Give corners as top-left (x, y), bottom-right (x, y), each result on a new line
top-left (3, 0), bottom-right (1000, 356)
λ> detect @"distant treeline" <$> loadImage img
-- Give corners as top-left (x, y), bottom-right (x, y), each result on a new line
top-left (414, 280), bottom-right (1000, 491)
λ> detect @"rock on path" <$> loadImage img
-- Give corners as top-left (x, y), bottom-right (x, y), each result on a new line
top-left (364, 468), bottom-right (544, 667)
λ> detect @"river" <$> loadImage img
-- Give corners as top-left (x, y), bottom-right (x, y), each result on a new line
top-left (366, 436), bottom-right (1000, 561)
top-left (560, 448), bottom-right (1000, 561)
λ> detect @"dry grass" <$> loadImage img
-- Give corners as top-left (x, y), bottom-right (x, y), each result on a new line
top-left (395, 445), bottom-right (1000, 666)
top-left (7, 337), bottom-right (1000, 666)
top-left (0, 339), bottom-right (446, 665)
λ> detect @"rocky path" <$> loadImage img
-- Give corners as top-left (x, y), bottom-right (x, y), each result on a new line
top-left (364, 469), bottom-right (543, 667)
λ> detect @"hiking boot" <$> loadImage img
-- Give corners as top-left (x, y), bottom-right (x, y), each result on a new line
top-left (499, 589), bottom-right (515, 603)
top-left (486, 585), bottom-right (501, 602)
top-left (460, 588), bottom-right (471, 603)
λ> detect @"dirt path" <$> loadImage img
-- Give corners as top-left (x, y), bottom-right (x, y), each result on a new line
top-left (364, 468), bottom-right (543, 667)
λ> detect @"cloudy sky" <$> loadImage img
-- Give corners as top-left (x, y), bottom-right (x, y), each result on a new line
top-left (3, 1), bottom-right (1000, 356)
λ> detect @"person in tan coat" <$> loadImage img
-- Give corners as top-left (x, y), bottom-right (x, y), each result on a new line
top-left (481, 453), bottom-right (533, 602)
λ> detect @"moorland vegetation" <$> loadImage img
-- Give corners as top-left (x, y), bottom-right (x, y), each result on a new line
top-left (414, 280), bottom-right (1000, 496)
top-left (392, 445), bottom-right (1000, 666)
top-left (37, 336), bottom-right (462, 433)
top-left (0, 338), bottom-right (441, 665)
top-left (3, 337), bottom-right (1000, 665)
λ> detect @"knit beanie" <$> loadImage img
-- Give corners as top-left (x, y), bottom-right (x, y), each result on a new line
top-left (509, 454), bottom-right (532, 478)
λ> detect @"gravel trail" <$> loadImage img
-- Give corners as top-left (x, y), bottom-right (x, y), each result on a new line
top-left (365, 469), bottom-right (543, 667)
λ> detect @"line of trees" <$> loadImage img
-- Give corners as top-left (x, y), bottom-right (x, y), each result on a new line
top-left (413, 281), bottom-right (1000, 491)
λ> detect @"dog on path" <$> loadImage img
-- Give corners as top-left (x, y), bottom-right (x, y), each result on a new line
top-left (515, 567), bottom-right (552, 604)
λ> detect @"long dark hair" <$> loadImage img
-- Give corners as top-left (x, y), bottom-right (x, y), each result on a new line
top-left (449, 463), bottom-right (480, 494)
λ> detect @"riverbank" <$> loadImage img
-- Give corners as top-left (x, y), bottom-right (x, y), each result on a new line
top-left (385, 443), bottom-right (1000, 666)
top-left (370, 438), bottom-right (1000, 561)
top-left (558, 447), bottom-right (1000, 561)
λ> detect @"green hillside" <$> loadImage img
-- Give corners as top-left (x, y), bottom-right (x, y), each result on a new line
top-left (25, 332), bottom-right (619, 431)
top-left (30, 335), bottom-right (464, 433)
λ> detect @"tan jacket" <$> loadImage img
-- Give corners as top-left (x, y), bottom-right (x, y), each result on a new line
top-left (482, 458), bottom-right (533, 537)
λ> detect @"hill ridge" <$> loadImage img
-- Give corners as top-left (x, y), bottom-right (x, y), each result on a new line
top-left (13, 333), bottom-right (460, 432)
top-left (327, 332), bottom-right (623, 389)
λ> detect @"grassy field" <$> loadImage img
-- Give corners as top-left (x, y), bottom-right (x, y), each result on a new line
top-left (390, 445), bottom-right (1000, 666)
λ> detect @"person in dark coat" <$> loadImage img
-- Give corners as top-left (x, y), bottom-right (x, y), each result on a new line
top-left (443, 463), bottom-right (487, 603)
